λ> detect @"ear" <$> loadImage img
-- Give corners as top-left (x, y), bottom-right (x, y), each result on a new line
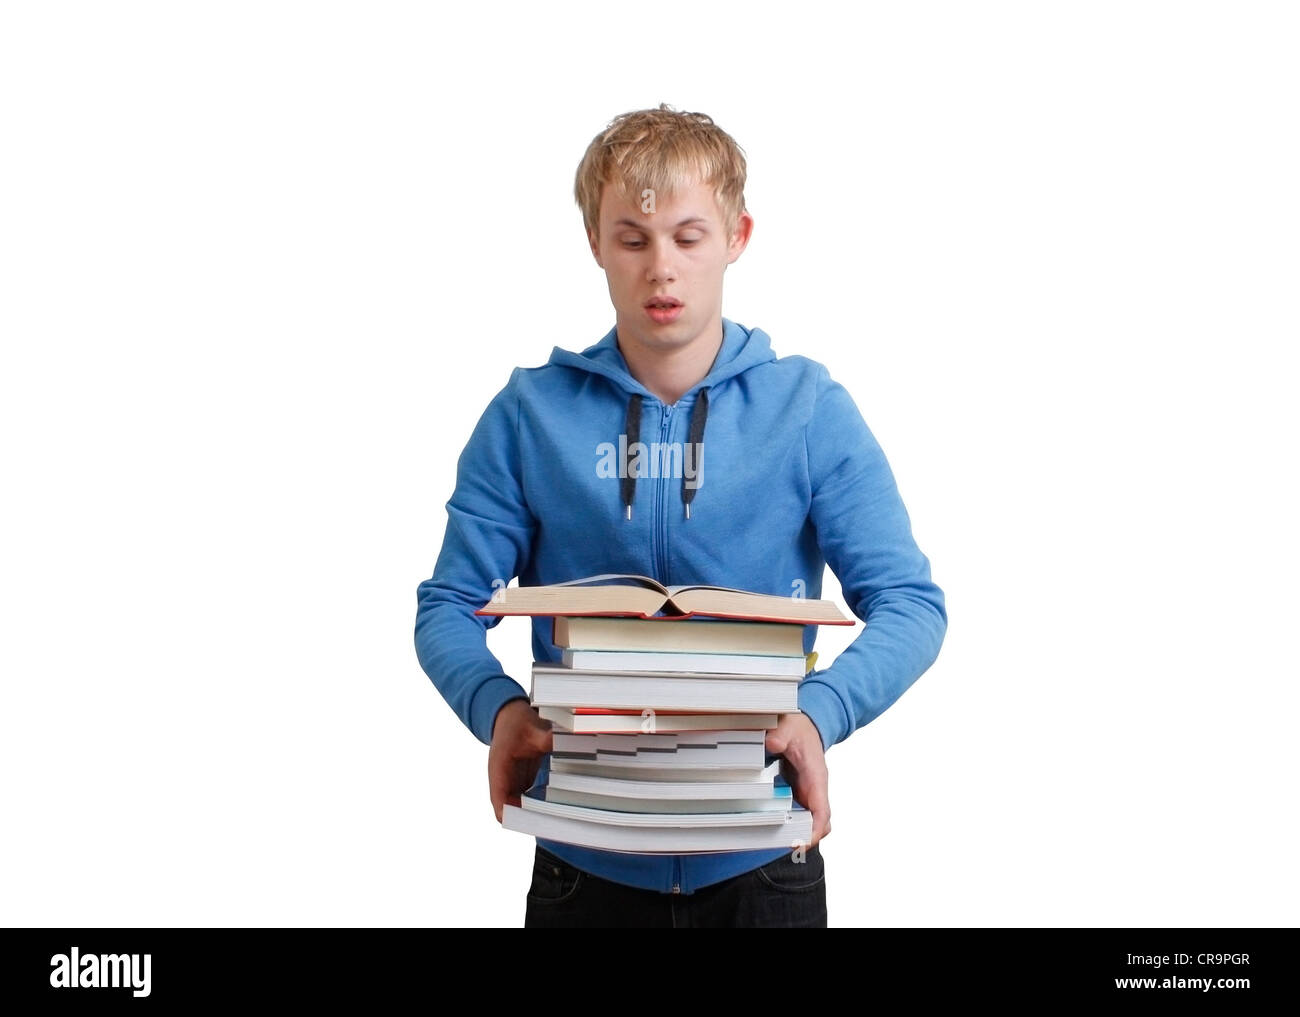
top-left (726, 211), bottom-right (755, 265)
top-left (587, 226), bottom-right (604, 268)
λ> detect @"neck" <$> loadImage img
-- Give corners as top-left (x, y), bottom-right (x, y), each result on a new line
top-left (616, 318), bottom-right (724, 405)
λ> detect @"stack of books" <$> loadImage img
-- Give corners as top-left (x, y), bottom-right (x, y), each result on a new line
top-left (476, 574), bottom-right (852, 853)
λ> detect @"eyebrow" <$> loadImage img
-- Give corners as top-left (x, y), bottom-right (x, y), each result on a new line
top-left (614, 216), bottom-right (709, 230)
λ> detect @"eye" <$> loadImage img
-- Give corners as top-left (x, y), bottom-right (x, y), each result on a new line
top-left (622, 240), bottom-right (645, 249)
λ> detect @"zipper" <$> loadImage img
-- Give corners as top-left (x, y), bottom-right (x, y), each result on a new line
top-left (655, 404), bottom-right (674, 583)
top-left (660, 403), bottom-right (680, 897)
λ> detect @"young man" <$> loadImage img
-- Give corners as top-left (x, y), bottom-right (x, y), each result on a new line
top-left (414, 104), bottom-right (947, 928)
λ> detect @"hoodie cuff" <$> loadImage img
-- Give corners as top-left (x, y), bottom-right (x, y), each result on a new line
top-left (798, 675), bottom-right (850, 753)
top-left (469, 675), bottom-right (531, 746)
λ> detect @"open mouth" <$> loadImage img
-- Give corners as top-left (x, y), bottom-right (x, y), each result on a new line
top-left (645, 301), bottom-right (684, 324)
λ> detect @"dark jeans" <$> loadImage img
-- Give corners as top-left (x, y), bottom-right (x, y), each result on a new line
top-left (524, 843), bottom-right (827, 928)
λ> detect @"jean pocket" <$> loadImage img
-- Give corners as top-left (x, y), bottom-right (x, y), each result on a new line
top-left (754, 844), bottom-right (825, 892)
top-left (527, 846), bottom-right (585, 904)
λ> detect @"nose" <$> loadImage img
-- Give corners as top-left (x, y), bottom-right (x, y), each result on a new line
top-left (646, 236), bottom-right (677, 284)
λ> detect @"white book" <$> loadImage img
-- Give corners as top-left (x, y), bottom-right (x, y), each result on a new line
top-left (550, 758), bottom-right (778, 782)
top-left (530, 665), bottom-right (799, 713)
top-left (552, 730), bottom-right (767, 770)
top-left (503, 794), bottom-right (813, 854)
top-left (521, 792), bottom-right (789, 828)
top-left (545, 788), bottom-right (792, 814)
top-left (553, 616), bottom-right (806, 656)
top-left (538, 707), bottom-right (781, 733)
top-left (553, 745), bottom-right (764, 770)
top-left (546, 763), bottom-right (785, 800)
top-left (552, 730), bottom-right (766, 752)
top-left (534, 663), bottom-right (798, 683)
top-left (561, 649), bottom-right (808, 677)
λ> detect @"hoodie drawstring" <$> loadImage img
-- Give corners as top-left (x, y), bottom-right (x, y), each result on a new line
top-left (621, 389), bottom-right (709, 521)
top-left (621, 394), bottom-right (642, 520)
top-left (683, 388), bottom-right (707, 519)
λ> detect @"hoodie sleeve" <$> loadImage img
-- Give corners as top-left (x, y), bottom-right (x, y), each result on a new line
top-left (797, 365), bottom-right (948, 752)
top-left (414, 369), bottom-right (537, 746)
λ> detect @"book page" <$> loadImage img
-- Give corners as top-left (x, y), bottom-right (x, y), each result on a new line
top-left (480, 583), bottom-right (670, 617)
top-left (551, 573), bottom-right (670, 594)
top-left (669, 586), bottom-right (848, 623)
top-left (665, 583), bottom-right (755, 596)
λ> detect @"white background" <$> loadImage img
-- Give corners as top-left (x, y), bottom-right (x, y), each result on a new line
top-left (2, 1), bottom-right (1296, 928)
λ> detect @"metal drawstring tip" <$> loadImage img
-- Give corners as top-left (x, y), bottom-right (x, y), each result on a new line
top-left (625, 504), bottom-right (632, 521)
top-left (684, 503), bottom-right (691, 520)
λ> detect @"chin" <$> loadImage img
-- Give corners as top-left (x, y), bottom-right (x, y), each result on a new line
top-left (645, 328), bottom-right (697, 349)
top-left (620, 311), bottom-right (703, 350)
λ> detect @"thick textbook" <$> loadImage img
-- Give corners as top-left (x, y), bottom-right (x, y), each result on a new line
top-left (551, 616), bottom-right (807, 656)
top-left (560, 648), bottom-right (808, 677)
top-left (530, 664), bottom-right (800, 713)
top-left (502, 781), bottom-right (813, 854)
top-left (545, 763), bottom-right (786, 800)
top-left (551, 730), bottom-right (767, 770)
top-left (544, 788), bottom-right (791, 814)
top-left (537, 707), bottom-right (780, 733)
top-left (550, 757), bottom-right (779, 782)
top-left (476, 573), bottom-right (851, 625)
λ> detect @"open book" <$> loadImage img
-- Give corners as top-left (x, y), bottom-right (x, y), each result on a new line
top-left (475, 573), bottom-right (851, 625)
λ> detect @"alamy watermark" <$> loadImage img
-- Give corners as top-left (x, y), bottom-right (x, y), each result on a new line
top-left (596, 435), bottom-right (703, 489)
top-left (50, 948), bottom-right (151, 997)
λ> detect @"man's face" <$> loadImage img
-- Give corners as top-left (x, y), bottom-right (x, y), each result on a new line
top-left (588, 176), bottom-right (753, 361)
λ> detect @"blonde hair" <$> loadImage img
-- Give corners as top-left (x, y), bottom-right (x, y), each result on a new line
top-left (574, 103), bottom-right (748, 243)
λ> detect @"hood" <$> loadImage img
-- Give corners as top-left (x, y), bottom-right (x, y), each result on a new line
top-left (546, 318), bottom-right (778, 521)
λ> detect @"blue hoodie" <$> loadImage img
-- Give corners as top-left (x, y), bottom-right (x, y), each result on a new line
top-left (414, 317), bottom-right (947, 894)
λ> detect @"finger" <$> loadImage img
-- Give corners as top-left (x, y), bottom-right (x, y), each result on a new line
top-left (783, 776), bottom-right (824, 845)
top-left (489, 758), bottom-right (506, 823)
top-left (814, 802), bottom-right (831, 846)
top-left (520, 757), bottom-right (542, 798)
top-left (777, 756), bottom-right (796, 791)
top-left (811, 806), bottom-right (831, 847)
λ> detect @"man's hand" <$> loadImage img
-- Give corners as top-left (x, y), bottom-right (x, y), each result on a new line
top-left (765, 713), bottom-right (831, 847)
top-left (488, 698), bottom-right (554, 823)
